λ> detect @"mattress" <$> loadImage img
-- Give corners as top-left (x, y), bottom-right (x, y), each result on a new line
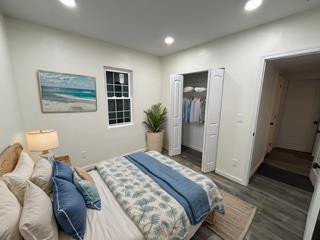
top-left (59, 170), bottom-right (202, 240)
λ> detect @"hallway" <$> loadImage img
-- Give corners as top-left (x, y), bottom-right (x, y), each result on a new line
top-left (258, 148), bottom-right (314, 191)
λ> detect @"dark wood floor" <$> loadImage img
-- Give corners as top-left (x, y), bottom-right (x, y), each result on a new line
top-left (264, 148), bottom-right (313, 177)
top-left (164, 149), bottom-right (313, 240)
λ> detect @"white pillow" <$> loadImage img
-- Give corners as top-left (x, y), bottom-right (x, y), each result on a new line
top-left (0, 180), bottom-right (23, 240)
top-left (31, 157), bottom-right (53, 194)
top-left (19, 181), bottom-right (58, 240)
top-left (4, 151), bottom-right (34, 180)
top-left (1, 176), bottom-right (26, 204)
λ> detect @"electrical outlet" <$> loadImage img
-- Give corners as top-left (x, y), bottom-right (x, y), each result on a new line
top-left (232, 158), bottom-right (239, 167)
top-left (81, 151), bottom-right (87, 160)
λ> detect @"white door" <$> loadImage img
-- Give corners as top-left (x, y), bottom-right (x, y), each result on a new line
top-left (201, 68), bottom-right (225, 172)
top-left (304, 142), bottom-right (320, 240)
top-left (168, 74), bottom-right (183, 156)
top-left (266, 77), bottom-right (285, 153)
top-left (312, 124), bottom-right (320, 157)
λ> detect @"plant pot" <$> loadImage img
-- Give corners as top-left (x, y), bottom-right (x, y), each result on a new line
top-left (146, 131), bottom-right (164, 153)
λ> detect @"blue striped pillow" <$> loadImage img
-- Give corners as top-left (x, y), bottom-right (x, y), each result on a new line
top-left (52, 177), bottom-right (86, 240)
top-left (53, 160), bottom-right (73, 182)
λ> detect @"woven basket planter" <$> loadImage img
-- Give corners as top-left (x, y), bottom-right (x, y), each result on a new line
top-left (146, 131), bottom-right (164, 153)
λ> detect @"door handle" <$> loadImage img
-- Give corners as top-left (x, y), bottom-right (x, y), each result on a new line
top-left (270, 122), bottom-right (274, 126)
top-left (313, 162), bottom-right (320, 169)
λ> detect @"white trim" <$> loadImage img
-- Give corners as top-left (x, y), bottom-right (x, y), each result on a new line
top-left (104, 66), bottom-right (134, 129)
top-left (243, 46), bottom-right (320, 186)
top-left (81, 147), bottom-right (147, 171)
top-left (215, 169), bottom-right (243, 184)
top-left (250, 157), bottom-right (264, 177)
top-left (107, 123), bottom-right (134, 129)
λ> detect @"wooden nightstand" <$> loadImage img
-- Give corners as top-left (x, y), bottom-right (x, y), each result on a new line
top-left (54, 155), bottom-right (71, 166)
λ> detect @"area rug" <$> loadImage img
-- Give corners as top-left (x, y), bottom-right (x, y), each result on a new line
top-left (206, 190), bottom-right (257, 240)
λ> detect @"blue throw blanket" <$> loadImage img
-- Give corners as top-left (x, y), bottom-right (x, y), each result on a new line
top-left (125, 152), bottom-right (210, 225)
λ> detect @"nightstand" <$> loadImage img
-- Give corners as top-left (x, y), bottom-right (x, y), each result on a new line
top-left (54, 155), bottom-right (71, 166)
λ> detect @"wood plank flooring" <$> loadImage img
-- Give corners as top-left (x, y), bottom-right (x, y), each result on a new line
top-left (264, 148), bottom-right (313, 177)
top-left (164, 149), bottom-right (313, 240)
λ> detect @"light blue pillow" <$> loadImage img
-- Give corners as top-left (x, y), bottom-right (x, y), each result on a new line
top-left (53, 160), bottom-right (73, 182)
top-left (40, 152), bottom-right (55, 165)
top-left (73, 171), bottom-right (101, 210)
top-left (52, 177), bottom-right (87, 240)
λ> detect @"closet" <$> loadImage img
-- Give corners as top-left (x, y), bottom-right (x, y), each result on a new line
top-left (182, 72), bottom-right (208, 156)
top-left (169, 68), bottom-right (225, 173)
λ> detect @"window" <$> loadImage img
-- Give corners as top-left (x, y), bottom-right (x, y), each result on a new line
top-left (105, 67), bottom-right (133, 127)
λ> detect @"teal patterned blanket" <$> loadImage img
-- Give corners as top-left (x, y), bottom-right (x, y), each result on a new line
top-left (96, 151), bottom-right (224, 240)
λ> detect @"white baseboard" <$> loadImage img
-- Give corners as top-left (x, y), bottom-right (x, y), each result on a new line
top-left (215, 169), bottom-right (243, 185)
top-left (82, 147), bottom-right (147, 171)
top-left (250, 157), bottom-right (265, 177)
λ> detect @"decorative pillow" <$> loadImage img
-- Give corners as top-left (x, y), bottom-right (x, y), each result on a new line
top-left (19, 181), bottom-right (58, 240)
top-left (75, 167), bottom-right (93, 182)
top-left (73, 171), bottom-right (101, 210)
top-left (53, 160), bottom-right (73, 182)
top-left (0, 180), bottom-right (22, 240)
top-left (4, 151), bottom-right (34, 180)
top-left (1, 176), bottom-right (26, 204)
top-left (40, 152), bottom-right (55, 165)
top-left (30, 157), bottom-right (53, 194)
top-left (52, 177), bottom-right (86, 240)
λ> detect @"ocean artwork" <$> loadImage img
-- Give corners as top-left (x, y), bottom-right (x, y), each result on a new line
top-left (38, 70), bottom-right (97, 113)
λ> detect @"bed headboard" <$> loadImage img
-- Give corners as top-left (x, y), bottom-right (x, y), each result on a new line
top-left (0, 143), bottom-right (23, 176)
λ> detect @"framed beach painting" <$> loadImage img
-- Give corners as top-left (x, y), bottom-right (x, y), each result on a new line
top-left (38, 70), bottom-right (97, 113)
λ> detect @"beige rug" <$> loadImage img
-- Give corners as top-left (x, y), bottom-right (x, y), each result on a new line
top-left (206, 191), bottom-right (257, 240)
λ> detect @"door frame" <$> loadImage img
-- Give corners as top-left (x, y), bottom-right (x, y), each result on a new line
top-left (168, 67), bottom-right (224, 172)
top-left (244, 46), bottom-right (320, 186)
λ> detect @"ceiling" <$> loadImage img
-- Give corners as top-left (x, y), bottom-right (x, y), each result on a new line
top-left (0, 0), bottom-right (320, 56)
top-left (272, 53), bottom-right (320, 78)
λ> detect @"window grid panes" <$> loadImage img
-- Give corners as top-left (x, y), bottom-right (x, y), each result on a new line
top-left (106, 70), bottom-right (132, 126)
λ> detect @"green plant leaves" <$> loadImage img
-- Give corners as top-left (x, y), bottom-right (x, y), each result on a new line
top-left (143, 103), bottom-right (167, 132)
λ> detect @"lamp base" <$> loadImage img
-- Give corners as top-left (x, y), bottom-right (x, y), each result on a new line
top-left (42, 150), bottom-right (50, 155)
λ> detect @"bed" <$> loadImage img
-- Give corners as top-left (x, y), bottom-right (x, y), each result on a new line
top-left (0, 144), bottom-right (224, 240)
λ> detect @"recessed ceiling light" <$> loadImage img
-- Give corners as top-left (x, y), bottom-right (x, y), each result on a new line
top-left (164, 36), bottom-right (175, 45)
top-left (59, 0), bottom-right (77, 8)
top-left (244, 0), bottom-right (263, 11)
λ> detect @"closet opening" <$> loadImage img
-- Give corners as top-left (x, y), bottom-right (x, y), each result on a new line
top-left (180, 71), bottom-right (208, 168)
top-left (168, 68), bottom-right (225, 173)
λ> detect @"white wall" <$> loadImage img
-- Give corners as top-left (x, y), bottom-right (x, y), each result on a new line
top-left (161, 8), bottom-right (320, 184)
top-left (0, 13), bottom-right (24, 151)
top-left (276, 79), bottom-right (320, 152)
top-left (5, 18), bottom-right (162, 167)
top-left (250, 63), bottom-right (279, 175)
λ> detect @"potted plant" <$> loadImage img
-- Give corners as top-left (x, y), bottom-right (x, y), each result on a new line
top-left (143, 103), bottom-right (167, 152)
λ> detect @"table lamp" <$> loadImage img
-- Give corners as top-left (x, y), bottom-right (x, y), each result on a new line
top-left (25, 129), bottom-right (59, 154)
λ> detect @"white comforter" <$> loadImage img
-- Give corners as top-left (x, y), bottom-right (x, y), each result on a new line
top-left (59, 170), bottom-right (202, 240)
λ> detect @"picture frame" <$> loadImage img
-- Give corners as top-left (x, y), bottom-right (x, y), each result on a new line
top-left (37, 70), bottom-right (97, 113)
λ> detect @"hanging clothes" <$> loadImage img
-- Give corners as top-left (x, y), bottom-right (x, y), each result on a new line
top-left (200, 98), bottom-right (206, 123)
top-left (183, 98), bottom-right (191, 123)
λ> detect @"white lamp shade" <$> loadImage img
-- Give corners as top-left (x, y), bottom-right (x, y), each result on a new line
top-left (26, 130), bottom-right (59, 152)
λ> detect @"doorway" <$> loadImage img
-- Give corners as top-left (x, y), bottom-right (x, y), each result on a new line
top-left (168, 68), bottom-right (224, 173)
top-left (250, 54), bottom-right (320, 190)
top-left (248, 50), bottom-right (320, 240)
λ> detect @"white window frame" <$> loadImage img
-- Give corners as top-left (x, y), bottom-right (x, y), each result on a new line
top-left (104, 67), bottom-right (133, 129)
